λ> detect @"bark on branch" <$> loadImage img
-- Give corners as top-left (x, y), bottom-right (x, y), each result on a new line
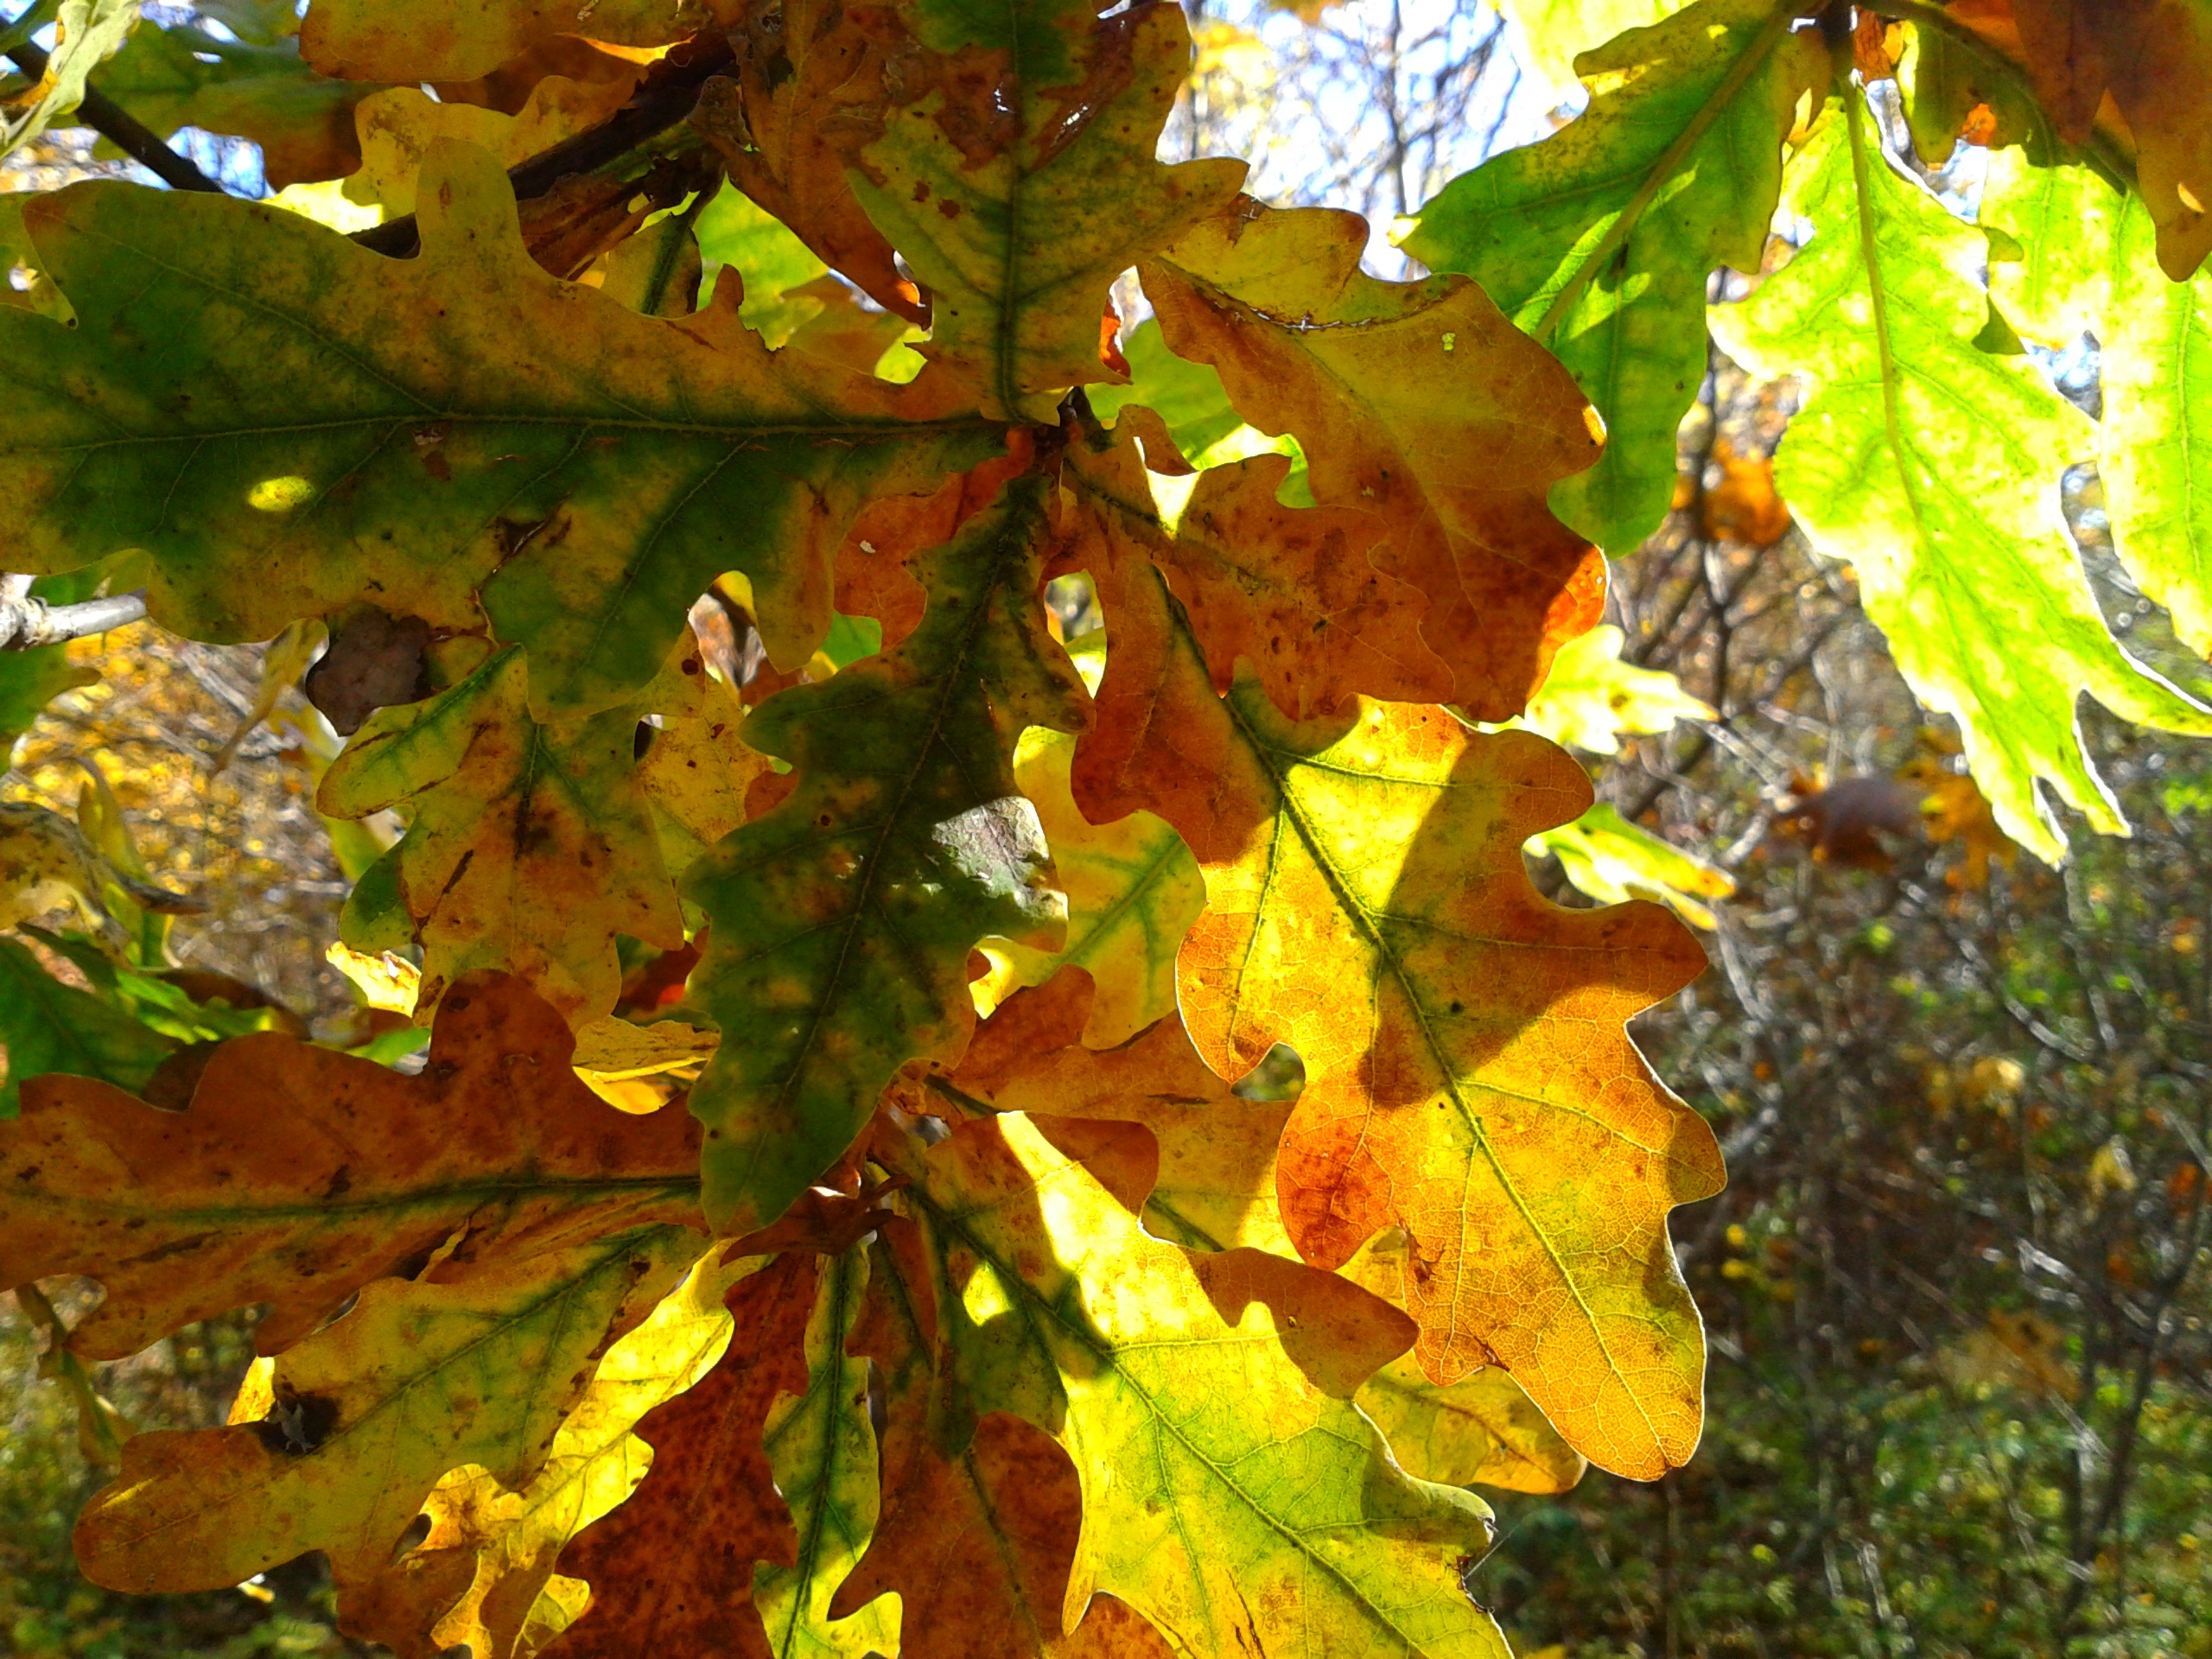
top-left (0, 585), bottom-right (149, 649)
top-left (3, 38), bottom-right (228, 194)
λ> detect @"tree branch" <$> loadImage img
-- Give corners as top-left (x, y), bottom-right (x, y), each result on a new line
top-left (0, 586), bottom-right (149, 649)
top-left (350, 32), bottom-right (737, 257)
top-left (4, 38), bottom-right (228, 194)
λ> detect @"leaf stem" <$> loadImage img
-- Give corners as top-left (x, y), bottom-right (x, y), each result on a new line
top-left (3, 38), bottom-right (227, 194)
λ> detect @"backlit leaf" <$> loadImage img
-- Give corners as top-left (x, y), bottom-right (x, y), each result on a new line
top-left (73, 1220), bottom-right (697, 1593)
top-left (1983, 155), bottom-right (2212, 661)
top-left (1142, 199), bottom-right (1605, 718)
top-left (1400, 0), bottom-right (1827, 552)
top-left (1711, 97), bottom-right (2212, 861)
top-left (1533, 802), bottom-right (1735, 931)
top-left (337, 1246), bottom-right (754, 1659)
top-left (875, 1110), bottom-right (1512, 1658)
top-left (836, 1215), bottom-right (1177, 1658)
top-left (0, 936), bottom-right (175, 1117)
top-left (0, 139), bottom-right (1000, 719)
top-left (847, 0), bottom-right (1246, 419)
top-left (940, 967), bottom-right (1296, 1255)
top-left (1074, 556), bottom-right (1719, 1478)
top-left (320, 647), bottom-right (684, 1023)
top-left (972, 724), bottom-right (1205, 1050)
top-left (683, 471), bottom-right (1088, 1235)
top-left (540, 1252), bottom-right (820, 1659)
top-left (0, 971), bottom-right (702, 1359)
top-left (753, 1244), bottom-right (901, 1659)
top-left (1516, 624), bottom-right (1713, 757)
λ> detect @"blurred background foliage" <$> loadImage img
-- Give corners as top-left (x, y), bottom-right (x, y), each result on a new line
top-left (3, 0), bottom-right (2208, 1656)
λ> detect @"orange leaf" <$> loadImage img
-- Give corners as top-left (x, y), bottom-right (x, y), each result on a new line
top-left (0, 971), bottom-right (702, 1361)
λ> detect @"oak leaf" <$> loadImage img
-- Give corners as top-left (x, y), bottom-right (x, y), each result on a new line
top-left (1712, 96), bottom-right (2212, 861)
top-left (690, 0), bottom-right (924, 323)
top-left (0, 139), bottom-right (1000, 721)
top-left (542, 1252), bottom-right (818, 1659)
top-left (848, 0), bottom-right (1247, 418)
top-left (875, 1110), bottom-right (1512, 1658)
top-left (0, 970), bottom-right (702, 1360)
top-left (319, 647), bottom-right (684, 1023)
top-left (1074, 557), bottom-right (1719, 1478)
top-left (1401, 0), bottom-right (1826, 553)
top-left (1142, 199), bottom-right (1605, 718)
top-left (73, 1221), bottom-right (698, 1594)
top-left (835, 1217), bottom-right (1176, 1658)
top-left (683, 472), bottom-right (1087, 1235)
top-left (335, 1248), bottom-right (755, 1658)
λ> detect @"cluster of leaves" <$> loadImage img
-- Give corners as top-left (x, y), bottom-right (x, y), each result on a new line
top-left (3, 0), bottom-right (2212, 1652)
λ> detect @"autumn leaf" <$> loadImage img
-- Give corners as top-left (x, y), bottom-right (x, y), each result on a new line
top-left (342, 76), bottom-right (639, 217)
top-left (1400, 0), bottom-right (1826, 554)
top-left (1992, 0), bottom-right (2212, 278)
top-left (0, 138), bottom-right (1000, 720)
top-left (835, 1216), bottom-right (1176, 1658)
top-left (683, 471), bottom-right (1088, 1236)
top-left (874, 1109), bottom-right (1512, 1659)
top-left (335, 1248), bottom-right (755, 1658)
top-left (970, 725), bottom-right (1206, 1051)
top-left (0, 970), bottom-right (702, 1360)
top-left (847, 0), bottom-right (1246, 417)
top-left (299, 0), bottom-right (705, 82)
top-left (73, 1219), bottom-right (698, 1594)
top-left (1142, 199), bottom-right (1605, 718)
top-left (752, 1245), bottom-right (901, 1659)
top-left (690, 0), bottom-right (924, 325)
top-left (1500, 0), bottom-right (1675, 88)
top-left (938, 966), bottom-right (1297, 1255)
top-left (1343, 1229), bottom-right (1588, 1496)
top-left (542, 1252), bottom-right (818, 1659)
top-left (1712, 95), bottom-right (2212, 862)
top-left (1074, 555), bottom-right (1718, 1477)
top-left (320, 646), bottom-right (684, 1023)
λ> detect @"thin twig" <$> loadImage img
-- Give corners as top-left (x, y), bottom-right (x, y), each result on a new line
top-left (0, 585), bottom-right (148, 649)
top-left (4, 39), bottom-right (227, 194)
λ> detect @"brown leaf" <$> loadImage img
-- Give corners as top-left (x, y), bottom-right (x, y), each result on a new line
top-left (302, 605), bottom-right (432, 735)
top-left (1141, 199), bottom-right (1606, 718)
top-left (831, 1218), bottom-right (1175, 1658)
top-left (692, 0), bottom-right (926, 322)
top-left (540, 1252), bottom-right (819, 1659)
top-left (0, 971), bottom-right (702, 1360)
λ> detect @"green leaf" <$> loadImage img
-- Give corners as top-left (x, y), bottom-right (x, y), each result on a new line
top-left (693, 187), bottom-right (833, 350)
top-left (1532, 801), bottom-right (1735, 930)
top-left (753, 1246), bottom-right (900, 1659)
top-left (92, 20), bottom-right (387, 188)
top-left (1515, 623), bottom-right (1713, 755)
top-left (1984, 155), bottom-right (2212, 664)
top-left (319, 646), bottom-right (683, 1024)
top-left (0, 936), bottom-right (175, 1117)
top-left (849, 0), bottom-right (1247, 417)
top-left (1710, 97), bottom-right (2212, 861)
top-left (1400, 0), bottom-right (1827, 550)
top-left (0, 139), bottom-right (1001, 721)
top-left (0, 645), bottom-right (94, 753)
top-left (683, 474), bottom-right (1088, 1235)
top-left (877, 1110), bottom-right (1511, 1659)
